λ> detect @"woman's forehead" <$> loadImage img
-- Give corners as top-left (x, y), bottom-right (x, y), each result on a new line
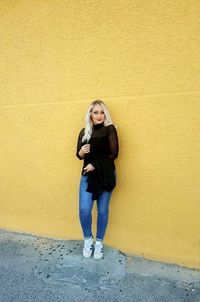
top-left (92, 104), bottom-right (103, 111)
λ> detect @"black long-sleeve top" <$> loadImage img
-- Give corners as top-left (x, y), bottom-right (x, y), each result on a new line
top-left (76, 123), bottom-right (119, 199)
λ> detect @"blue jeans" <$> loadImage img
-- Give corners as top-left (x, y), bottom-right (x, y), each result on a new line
top-left (79, 174), bottom-right (115, 241)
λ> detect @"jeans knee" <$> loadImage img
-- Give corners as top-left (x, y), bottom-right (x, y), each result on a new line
top-left (79, 207), bottom-right (91, 217)
top-left (97, 207), bottom-right (109, 217)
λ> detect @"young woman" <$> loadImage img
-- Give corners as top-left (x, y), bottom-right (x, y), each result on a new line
top-left (76, 100), bottom-right (119, 259)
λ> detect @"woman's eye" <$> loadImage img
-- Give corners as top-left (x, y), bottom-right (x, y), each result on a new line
top-left (93, 111), bottom-right (104, 115)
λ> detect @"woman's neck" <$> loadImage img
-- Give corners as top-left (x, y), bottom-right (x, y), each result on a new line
top-left (93, 122), bottom-right (104, 130)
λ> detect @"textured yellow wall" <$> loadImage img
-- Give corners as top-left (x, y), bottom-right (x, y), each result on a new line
top-left (0, 0), bottom-right (200, 268)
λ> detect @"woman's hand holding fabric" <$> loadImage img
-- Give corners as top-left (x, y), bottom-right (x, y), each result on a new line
top-left (83, 163), bottom-right (95, 173)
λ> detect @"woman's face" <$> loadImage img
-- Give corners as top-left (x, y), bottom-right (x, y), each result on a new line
top-left (90, 104), bottom-right (105, 125)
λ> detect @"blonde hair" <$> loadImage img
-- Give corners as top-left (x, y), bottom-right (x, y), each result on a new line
top-left (82, 100), bottom-right (113, 142)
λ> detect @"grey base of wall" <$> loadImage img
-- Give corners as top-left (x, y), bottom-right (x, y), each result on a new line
top-left (0, 229), bottom-right (199, 302)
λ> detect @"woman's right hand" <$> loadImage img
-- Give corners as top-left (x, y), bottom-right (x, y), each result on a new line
top-left (78, 144), bottom-right (90, 158)
top-left (81, 144), bottom-right (90, 154)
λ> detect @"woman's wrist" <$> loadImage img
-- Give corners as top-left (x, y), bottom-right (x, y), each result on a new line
top-left (78, 149), bottom-right (85, 158)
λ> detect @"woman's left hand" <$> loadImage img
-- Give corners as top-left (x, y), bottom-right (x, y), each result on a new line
top-left (83, 163), bottom-right (95, 173)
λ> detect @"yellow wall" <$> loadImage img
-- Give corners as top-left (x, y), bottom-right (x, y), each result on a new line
top-left (0, 0), bottom-right (200, 268)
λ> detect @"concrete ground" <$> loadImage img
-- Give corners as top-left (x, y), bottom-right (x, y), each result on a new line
top-left (0, 230), bottom-right (200, 302)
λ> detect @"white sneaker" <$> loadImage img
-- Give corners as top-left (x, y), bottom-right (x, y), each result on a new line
top-left (94, 241), bottom-right (104, 260)
top-left (83, 237), bottom-right (93, 258)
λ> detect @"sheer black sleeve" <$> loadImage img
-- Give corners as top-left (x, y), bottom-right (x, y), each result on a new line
top-left (76, 128), bottom-right (85, 160)
top-left (108, 124), bottom-right (119, 160)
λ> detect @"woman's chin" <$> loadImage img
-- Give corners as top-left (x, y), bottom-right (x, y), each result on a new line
top-left (94, 121), bottom-right (103, 124)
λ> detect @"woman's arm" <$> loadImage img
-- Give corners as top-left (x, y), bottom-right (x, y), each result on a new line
top-left (76, 128), bottom-right (92, 159)
top-left (108, 124), bottom-right (119, 160)
top-left (76, 129), bottom-right (85, 160)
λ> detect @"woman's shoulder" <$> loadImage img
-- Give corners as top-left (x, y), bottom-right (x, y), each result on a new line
top-left (106, 124), bottom-right (117, 132)
top-left (78, 128), bottom-right (85, 137)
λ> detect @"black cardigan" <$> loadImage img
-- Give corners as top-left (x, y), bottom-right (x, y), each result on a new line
top-left (76, 123), bottom-right (119, 200)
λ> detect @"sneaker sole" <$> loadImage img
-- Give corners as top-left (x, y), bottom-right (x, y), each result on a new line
top-left (94, 254), bottom-right (103, 260)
